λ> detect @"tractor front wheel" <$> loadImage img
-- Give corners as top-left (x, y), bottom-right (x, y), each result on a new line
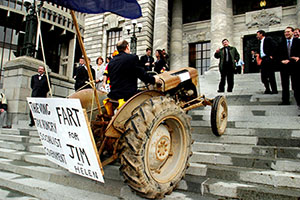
top-left (211, 95), bottom-right (228, 136)
top-left (120, 96), bottom-right (192, 199)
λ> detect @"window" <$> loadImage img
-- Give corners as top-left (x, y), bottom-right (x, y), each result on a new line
top-left (106, 29), bottom-right (122, 57)
top-left (233, 0), bottom-right (296, 15)
top-left (183, 0), bottom-right (211, 23)
top-left (189, 41), bottom-right (210, 75)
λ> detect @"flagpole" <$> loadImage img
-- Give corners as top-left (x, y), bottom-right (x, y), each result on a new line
top-left (70, 10), bottom-right (103, 118)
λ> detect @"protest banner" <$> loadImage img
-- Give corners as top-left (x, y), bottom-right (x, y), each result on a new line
top-left (27, 97), bottom-right (104, 183)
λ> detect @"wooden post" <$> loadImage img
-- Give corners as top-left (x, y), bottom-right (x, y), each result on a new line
top-left (70, 10), bottom-right (103, 118)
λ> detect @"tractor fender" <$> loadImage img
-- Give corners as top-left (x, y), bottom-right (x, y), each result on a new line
top-left (68, 89), bottom-right (108, 121)
top-left (105, 90), bottom-right (164, 138)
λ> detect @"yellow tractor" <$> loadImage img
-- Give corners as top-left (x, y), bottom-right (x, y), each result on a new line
top-left (69, 67), bottom-right (228, 199)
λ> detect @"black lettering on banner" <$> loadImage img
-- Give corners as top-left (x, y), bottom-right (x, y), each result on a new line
top-left (36, 119), bottom-right (57, 133)
top-left (29, 102), bottom-right (51, 115)
top-left (68, 132), bottom-right (79, 141)
top-left (44, 147), bottom-right (66, 164)
top-left (74, 165), bottom-right (98, 179)
top-left (39, 132), bottom-right (61, 148)
top-left (66, 144), bottom-right (90, 166)
top-left (56, 107), bottom-right (81, 127)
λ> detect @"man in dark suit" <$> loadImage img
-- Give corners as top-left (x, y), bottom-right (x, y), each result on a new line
top-left (277, 27), bottom-right (300, 107)
top-left (256, 30), bottom-right (278, 94)
top-left (29, 66), bottom-right (51, 126)
top-left (214, 39), bottom-right (240, 93)
top-left (107, 40), bottom-right (161, 101)
top-left (140, 48), bottom-right (154, 71)
top-left (74, 57), bottom-right (96, 91)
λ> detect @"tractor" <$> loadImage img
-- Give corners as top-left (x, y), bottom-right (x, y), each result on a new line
top-left (69, 67), bottom-right (228, 199)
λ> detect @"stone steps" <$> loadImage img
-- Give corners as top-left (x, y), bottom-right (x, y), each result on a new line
top-left (188, 164), bottom-right (300, 188)
top-left (191, 151), bottom-right (300, 172)
top-left (202, 178), bottom-right (300, 200)
top-left (0, 170), bottom-right (118, 200)
top-left (193, 141), bottom-right (300, 160)
top-left (0, 186), bottom-right (39, 200)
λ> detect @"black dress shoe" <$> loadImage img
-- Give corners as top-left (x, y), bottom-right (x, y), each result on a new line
top-left (2, 125), bottom-right (11, 129)
top-left (272, 91), bottom-right (278, 94)
top-left (278, 102), bottom-right (290, 105)
top-left (29, 123), bottom-right (35, 127)
top-left (264, 90), bottom-right (272, 94)
top-left (227, 90), bottom-right (232, 92)
top-left (217, 90), bottom-right (224, 93)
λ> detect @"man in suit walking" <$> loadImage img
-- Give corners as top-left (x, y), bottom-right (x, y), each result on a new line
top-left (214, 39), bottom-right (240, 93)
top-left (140, 48), bottom-right (154, 72)
top-left (29, 66), bottom-right (51, 126)
top-left (277, 27), bottom-right (300, 108)
top-left (256, 30), bottom-right (278, 94)
top-left (74, 57), bottom-right (96, 91)
top-left (107, 40), bottom-right (161, 101)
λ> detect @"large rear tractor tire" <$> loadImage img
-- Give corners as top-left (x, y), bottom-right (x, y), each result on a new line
top-left (120, 96), bottom-right (192, 199)
top-left (211, 95), bottom-right (228, 136)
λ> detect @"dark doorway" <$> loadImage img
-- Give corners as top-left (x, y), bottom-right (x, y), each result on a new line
top-left (243, 30), bottom-right (284, 73)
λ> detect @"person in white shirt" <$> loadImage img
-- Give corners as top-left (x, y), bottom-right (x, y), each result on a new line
top-left (93, 56), bottom-right (105, 90)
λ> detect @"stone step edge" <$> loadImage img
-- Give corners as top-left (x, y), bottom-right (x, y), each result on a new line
top-left (188, 163), bottom-right (300, 189)
top-left (0, 157), bottom-right (208, 199)
top-left (179, 177), bottom-right (300, 199)
top-left (0, 170), bottom-right (118, 200)
top-left (193, 141), bottom-right (300, 151)
top-left (0, 185), bottom-right (39, 200)
top-left (191, 151), bottom-right (300, 167)
top-left (202, 178), bottom-right (300, 199)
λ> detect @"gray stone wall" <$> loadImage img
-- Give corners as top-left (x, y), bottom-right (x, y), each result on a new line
top-left (182, 6), bottom-right (297, 71)
top-left (84, 0), bottom-right (156, 64)
top-left (2, 57), bottom-right (75, 126)
top-left (83, 1), bottom-right (297, 72)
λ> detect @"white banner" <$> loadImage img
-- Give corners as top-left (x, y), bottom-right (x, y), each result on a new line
top-left (27, 98), bottom-right (104, 183)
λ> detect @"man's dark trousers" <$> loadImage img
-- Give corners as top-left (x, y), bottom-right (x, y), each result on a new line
top-left (261, 57), bottom-right (277, 93)
top-left (219, 62), bottom-right (234, 92)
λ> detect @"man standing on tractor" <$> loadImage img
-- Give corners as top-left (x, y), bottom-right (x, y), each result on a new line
top-left (106, 40), bottom-right (161, 101)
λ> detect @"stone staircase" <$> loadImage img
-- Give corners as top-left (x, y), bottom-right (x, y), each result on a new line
top-left (181, 71), bottom-right (300, 199)
top-left (0, 71), bottom-right (299, 199)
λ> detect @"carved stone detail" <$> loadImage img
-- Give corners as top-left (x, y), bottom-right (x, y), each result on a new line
top-left (183, 32), bottom-right (206, 43)
top-left (104, 15), bottom-right (120, 30)
top-left (246, 7), bottom-right (282, 28)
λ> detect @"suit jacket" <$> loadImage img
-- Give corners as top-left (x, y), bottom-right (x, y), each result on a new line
top-left (31, 74), bottom-right (50, 97)
top-left (261, 36), bottom-right (276, 57)
top-left (107, 52), bottom-right (155, 101)
top-left (214, 46), bottom-right (240, 71)
top-left (277, 38), bottom-right (300, 63)
top-left (74, 65), bottom-right (96, 91)
top-left (140, 55), bottom-right (154, 71)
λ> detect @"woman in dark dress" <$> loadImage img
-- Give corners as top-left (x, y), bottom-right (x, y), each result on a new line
top-left (154, 49), bottom-right (167, 74)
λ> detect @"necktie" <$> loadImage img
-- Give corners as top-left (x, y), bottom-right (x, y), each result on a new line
top-left (287, 40), bottom-right (291, 58)
top-left (225, 48), bottom-right (229, 62)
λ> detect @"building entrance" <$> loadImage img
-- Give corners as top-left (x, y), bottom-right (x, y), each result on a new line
top-left (243, 30), bottom-right (283, 73)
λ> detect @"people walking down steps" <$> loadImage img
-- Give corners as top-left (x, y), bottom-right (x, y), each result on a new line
top-left (0, 71), bottom-right (299, 199)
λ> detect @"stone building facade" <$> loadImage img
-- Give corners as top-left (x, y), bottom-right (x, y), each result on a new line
top-left (84, 0), bottom-right (300, 75)
top-left (1, 1), bottom-right (85, 125)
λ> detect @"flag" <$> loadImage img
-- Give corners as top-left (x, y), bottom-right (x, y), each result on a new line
top-left (46, 0), bottom-right (142, 19)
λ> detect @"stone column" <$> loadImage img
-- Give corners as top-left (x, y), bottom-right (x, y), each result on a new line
top-left (210, 0), bottom-right (233, 70)
top-left (3, 57), bottom-right (46, 126)
top-left (153, 0), bottom-right (168, 52)
top-left (67, 34), bottom-right (76, 79)
top-left (169, 0), bottom-right (183, 70)
top-left (3, 56), bottom-right (75, 127)
top-left (297, 0), bottom-right (300, 27)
